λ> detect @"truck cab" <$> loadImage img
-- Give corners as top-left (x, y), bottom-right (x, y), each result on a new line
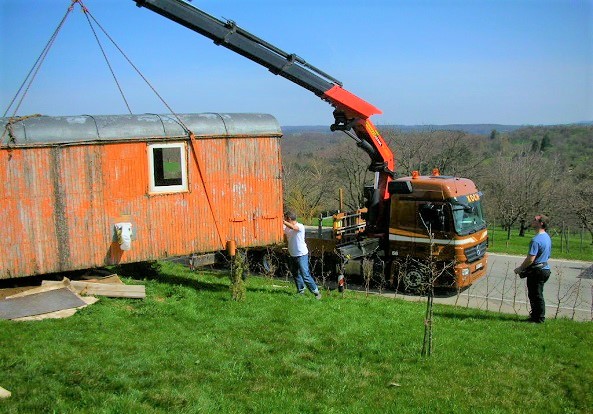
top-left (388, 171), bottom-right (488, 291)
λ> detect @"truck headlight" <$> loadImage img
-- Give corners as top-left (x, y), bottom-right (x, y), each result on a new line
top-left (461, 268), bottom-right (470, 276)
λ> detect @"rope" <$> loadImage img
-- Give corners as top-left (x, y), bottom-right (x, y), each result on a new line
top-left (2, 2), bottom-right (75, 119)
top-left (82, 7), bottom-right (190, 132)
top-left (2, 0), bottom-right (228, 248)
top-left (81, 4), bottom-right (227, 245)
top-left (80, 1), bottom-right (226, 246)
top-left (187, 133), bottom-right (227, 249)
top-left (80, 2), bottom-right (132, 114)
top-left (3, 0), bottom-right (192, 141)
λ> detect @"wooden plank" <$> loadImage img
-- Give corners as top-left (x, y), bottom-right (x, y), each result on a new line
top-left (0, 386), bottom-right (11, 399)
top-left (81, 275), bottom-right (123, 284)
top-left (41, 280), bottom-right (145, 299)
top-left (6, 281), bottom-right (69, 299)
top-left (0, 286), bottom-right (35, 300)
top-left (0, 288), bottom-right (87, 320)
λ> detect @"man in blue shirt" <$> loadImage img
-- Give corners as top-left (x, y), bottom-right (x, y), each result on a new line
top-left (514, 214), bottom-right (552, 323)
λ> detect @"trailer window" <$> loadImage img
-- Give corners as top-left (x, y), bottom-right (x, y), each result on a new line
top-left (148, 143), bottom-right (188, 193)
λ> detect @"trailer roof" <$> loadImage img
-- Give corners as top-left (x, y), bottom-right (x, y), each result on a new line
top-left (1, 113), bottom-right (282, 147)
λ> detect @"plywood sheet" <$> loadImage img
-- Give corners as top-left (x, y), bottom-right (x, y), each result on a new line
top-left (13, 296), bottom-right (98, 321)
top-left (0, 288), bottom-right (87, 320)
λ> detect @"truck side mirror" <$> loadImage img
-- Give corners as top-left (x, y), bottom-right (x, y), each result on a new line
top-left (388, 180), bottom-right (413, 195)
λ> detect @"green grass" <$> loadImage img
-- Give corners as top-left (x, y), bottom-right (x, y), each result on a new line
top-left (309, 218), bottom-right (593, 262)
top-left (1, 262), bottom-right (592, 413)
top-left (488, 227), bottom-right (593, 261)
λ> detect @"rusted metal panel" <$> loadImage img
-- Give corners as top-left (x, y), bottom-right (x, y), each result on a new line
top-left (0, 113), bottom-right (284, 279)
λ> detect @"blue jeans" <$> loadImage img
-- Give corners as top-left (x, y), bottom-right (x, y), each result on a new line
top-left (288, 254), bottom-right (319, 294)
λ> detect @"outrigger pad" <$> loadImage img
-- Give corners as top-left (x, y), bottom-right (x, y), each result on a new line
top-left (335, 238), bottom-right (380, 260)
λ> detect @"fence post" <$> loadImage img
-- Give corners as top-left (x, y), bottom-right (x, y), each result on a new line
top-left (318, 213), bottom-right (323, 238)
top-left (560, 221), bottom-right (564, 253)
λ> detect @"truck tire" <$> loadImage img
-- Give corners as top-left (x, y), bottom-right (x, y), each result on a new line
top-left (400, 263), bottom-right (429, 294)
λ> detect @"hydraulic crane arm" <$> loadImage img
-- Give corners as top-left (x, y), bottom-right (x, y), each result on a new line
top-left (134, 0), bottom-right (396, 214)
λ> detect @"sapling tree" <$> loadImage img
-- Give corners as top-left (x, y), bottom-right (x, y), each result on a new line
top-left (230, 249), bottom-right (247, 301)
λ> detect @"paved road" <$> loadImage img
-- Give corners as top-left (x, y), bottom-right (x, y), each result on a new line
top-left (352, 253), bottom-right (593, 322)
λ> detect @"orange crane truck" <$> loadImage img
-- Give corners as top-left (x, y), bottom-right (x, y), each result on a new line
top-left (134, 0), bottom-right (488, 292)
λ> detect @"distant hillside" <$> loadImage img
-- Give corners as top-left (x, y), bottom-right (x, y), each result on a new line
top-left (282, 122), bottom-right (592, 136)
top-left (280, 124), bottom-right (522, 158)
top-left (280, 122), bottom-right (593, 161)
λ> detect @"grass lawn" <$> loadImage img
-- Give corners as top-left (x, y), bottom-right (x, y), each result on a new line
top-left (310, 217), bottom-right (593, 262)
top-left (1, 261), bottom-right (592, 413)
top-left (488, 227), bottom-right (593, 262)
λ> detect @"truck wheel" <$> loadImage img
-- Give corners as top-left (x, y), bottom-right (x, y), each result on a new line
top-left (401, 265), bottom-right (429, 294)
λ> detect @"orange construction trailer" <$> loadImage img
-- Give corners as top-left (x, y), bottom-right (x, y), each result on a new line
top-left (0, 113), bottom-right (284, 279)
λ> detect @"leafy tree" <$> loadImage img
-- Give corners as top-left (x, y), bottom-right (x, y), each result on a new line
top-left (489, 129), bottom-right (498, 141)
top-left (530, 139), bottom-right (539, 153)
top-left (540, 133), bottom-right (551, 152)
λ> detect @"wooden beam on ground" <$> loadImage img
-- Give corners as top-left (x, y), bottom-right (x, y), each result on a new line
top-left (0, 386), bottom-right (11, 399)
top-left (81, 275), bottom-right (123, 284)
top-left (6, 281), bottom-right (69, 299)
top-left (42, 280), bottom-right (145, 299)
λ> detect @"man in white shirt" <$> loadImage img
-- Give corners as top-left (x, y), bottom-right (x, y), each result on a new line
top-left (283, 210), bottom-right (321, 299)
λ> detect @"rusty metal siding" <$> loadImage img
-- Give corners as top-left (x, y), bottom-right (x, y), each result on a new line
top-left (1, 114), bottom-right (283, 279)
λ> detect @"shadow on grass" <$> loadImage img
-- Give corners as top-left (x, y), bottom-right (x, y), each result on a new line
top-left (435, 307), bottom-right (520, 323)
top-left (115, 261), bottom-right (298, 297)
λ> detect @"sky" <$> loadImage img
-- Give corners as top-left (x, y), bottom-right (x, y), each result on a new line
top-left (1, 0), bottom-right (592, 126)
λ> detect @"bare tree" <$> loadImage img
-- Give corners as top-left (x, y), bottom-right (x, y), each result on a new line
top-left (283, 159), bottom-right (334, 222)
top-left (480, 152), bottom-right (561, 239)
top-left (333, 146), bottom-right (374, 211)
top-left (382, 128), bottom-right (486, 177)
top-left (574, 180), bottom-right (593, 243)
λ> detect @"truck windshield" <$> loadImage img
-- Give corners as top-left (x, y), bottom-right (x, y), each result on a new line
top-left (450, 194), bottom-right (486, 236)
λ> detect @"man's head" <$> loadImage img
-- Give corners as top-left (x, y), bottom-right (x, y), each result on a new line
top-left (284, 210), bottom-right (297, 222)
top-left (533, 214), bottom-right (549, 230)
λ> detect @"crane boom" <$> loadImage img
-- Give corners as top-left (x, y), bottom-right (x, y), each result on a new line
top-left (134, 0), bottom-right (396, 230)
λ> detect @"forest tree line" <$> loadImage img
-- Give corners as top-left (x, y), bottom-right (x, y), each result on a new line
top-left (281, 124), bottom-right (593, 241)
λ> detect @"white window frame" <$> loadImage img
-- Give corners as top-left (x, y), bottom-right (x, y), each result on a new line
top-left (148, 142), bottom-right (188, 194)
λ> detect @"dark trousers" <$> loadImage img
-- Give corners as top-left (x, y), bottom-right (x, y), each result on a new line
top-left (526, 269), bottom-right (551, 322)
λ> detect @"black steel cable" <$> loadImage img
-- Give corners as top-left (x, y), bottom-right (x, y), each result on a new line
top-left (82, 6), bottom-right (133, 114)
top-left (84, 9), bottom-right (191, 134)
top-left (3, 4), bottom-right (73, 118)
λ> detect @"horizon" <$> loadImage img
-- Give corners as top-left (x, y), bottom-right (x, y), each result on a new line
top-left (1, 0), bottom-right (592, 126)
